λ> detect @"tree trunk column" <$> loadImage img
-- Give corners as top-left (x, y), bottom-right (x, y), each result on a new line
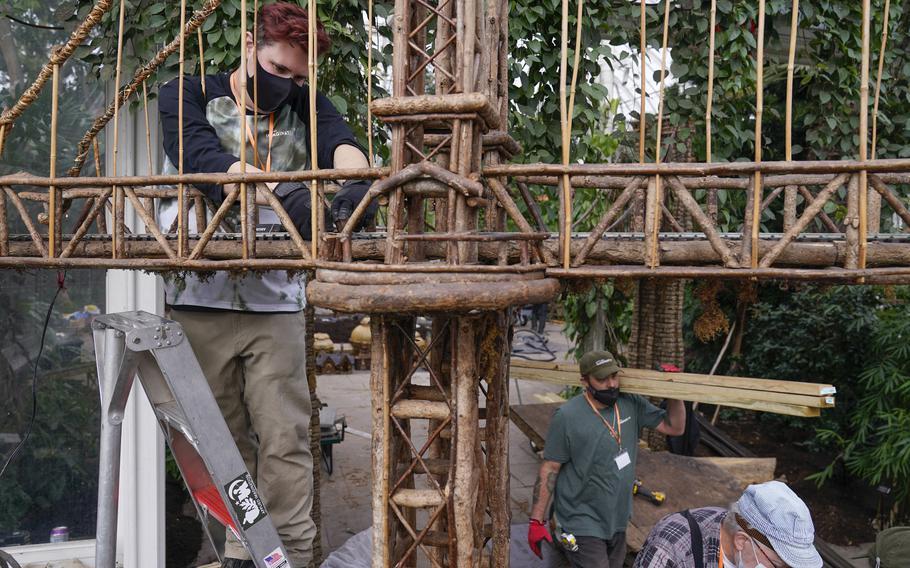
top-left (369, 312), bottom-right (512, 568)
top-left (628, 279), bottom-right (685, 370)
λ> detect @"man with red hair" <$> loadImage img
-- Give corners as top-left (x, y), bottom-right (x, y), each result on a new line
top-left (157, 3), bottom-right (375, 567)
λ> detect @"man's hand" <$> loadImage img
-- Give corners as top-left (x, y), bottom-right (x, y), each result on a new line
top-left (331, 179), bottom-right (377, 232)
top-left (527, 518), bottom-right (552, 559)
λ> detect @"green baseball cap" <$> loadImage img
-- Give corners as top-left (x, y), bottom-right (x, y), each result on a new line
top-left (579, 350), bottom-right (621, 379)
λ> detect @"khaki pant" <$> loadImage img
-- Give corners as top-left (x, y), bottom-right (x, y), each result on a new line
top-left (171, 310), bottom-right (315, 567)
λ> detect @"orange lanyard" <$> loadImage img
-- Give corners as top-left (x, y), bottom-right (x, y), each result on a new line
top-left (583, 391), bottom-right (622, 449)
top-left (244, 112), bottom-right (275, 172)
top-left (719, 542), bottom-right (724, 568)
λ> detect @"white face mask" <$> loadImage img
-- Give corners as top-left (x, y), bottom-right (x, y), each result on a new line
top-left (734, 537), bottom-right (769, 568)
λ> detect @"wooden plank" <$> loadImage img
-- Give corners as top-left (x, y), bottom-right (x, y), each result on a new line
top-left (510, 367), bottom-right (826, 417)
top-left (692, 457), bottom-right (777, 489)
top-left (512, 366), bottom-right (832, 408)
top-left (511, 359), bottom-right (836, 397)
top-left (509, 403), bottom-right (559, 449)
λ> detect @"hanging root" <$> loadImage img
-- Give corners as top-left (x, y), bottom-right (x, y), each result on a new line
top-left (693, 280), bottom-right (729, 343)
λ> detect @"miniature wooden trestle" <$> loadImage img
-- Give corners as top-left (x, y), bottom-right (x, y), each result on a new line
top-left (0, 0), bottom-right (904, 566)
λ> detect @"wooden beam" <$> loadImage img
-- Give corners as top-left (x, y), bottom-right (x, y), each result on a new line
top-left (509, 360), bottom-right (834, 417)
top-left (511, 359), bottom-right (836, 397)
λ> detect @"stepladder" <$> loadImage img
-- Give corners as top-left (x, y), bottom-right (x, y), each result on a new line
top-left (92, 311), bottom-right (293, 568)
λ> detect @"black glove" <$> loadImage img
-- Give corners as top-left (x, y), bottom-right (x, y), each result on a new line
top-left (275, 182), bottom-right (330, 237)
top-left (274, 180), bottom-right (308, 198)
top-left (332, 179), bottom-right (378, 232)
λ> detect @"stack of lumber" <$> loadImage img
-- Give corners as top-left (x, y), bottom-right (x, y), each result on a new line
top-left (509, 359), bottom-right (836, 418)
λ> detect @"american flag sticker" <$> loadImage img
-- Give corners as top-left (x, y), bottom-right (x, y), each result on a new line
top-left (263, 547), bottom-right (288, 568)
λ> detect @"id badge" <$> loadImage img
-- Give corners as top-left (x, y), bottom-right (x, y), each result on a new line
top-left (614, 450), bottom-right (631, 470)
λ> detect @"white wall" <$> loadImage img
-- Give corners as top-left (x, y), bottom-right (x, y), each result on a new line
top-left (104, 89), bottom-right (166, 568)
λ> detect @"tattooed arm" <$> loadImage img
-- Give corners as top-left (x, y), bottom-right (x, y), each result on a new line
top-left (529, 460), bottom-right (562, 521)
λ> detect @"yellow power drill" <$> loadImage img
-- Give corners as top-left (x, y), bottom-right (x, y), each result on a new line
top-left (632, 479), bottom-right (666, 506)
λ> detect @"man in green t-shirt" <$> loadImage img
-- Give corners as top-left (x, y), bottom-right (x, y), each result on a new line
top-left (527, 350), bottom-right (686, 567)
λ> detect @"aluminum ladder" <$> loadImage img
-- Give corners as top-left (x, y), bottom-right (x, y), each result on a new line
top-left (92, 311), bottom-right (292, 568)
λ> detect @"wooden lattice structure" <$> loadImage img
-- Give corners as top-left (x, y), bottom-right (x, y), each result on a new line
top-left (1, 0), bottom-right (909, 566)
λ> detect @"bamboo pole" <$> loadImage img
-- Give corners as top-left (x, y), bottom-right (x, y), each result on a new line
top-left (859, 0), bottom-right (870, 269)
top-left (783, 0), bottom-right (800, 231)
top-left (871, 0), bottom-right (892, 159)
top-left (558, 0), bottom-right (571, 269)
top-left (367, 0), bottom-right (374, 166)
top-left (309, 0), bottom-right (319, 260)
top-left (638, 0), bottom-right (647, 164)
top-left (706, 0), bottom-right (716, 162)
top-left (252, 0), bottom-right (259, 167)
top-left (141, 82), bottom-right (155, 218)
top-left (49, 65), bottom-right (60, 258)
top-left (566, 0), bottom-right (584, 135)
top-left (112, 0), bottom-right (127, 259)
top-left (197, 27), bottom-right (206, 97)
top-left (751, 0), bottom-right (766, 268)
top-left (0, 184), bottom-right (6, 257)
top-left (177, 0), bottom-right (188, 257)
top-left (784, 0), bottom-right (799, 162)
top-left (651, 0), bottom-right (671, 269)
top-left (237, 0), bottom-right (251, 260)
top-left (559, 0), bottom-right (584, 268)
top-left (869, 0), bottom-right (891, 235)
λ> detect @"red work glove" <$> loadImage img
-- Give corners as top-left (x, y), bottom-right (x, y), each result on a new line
top-left (527, 518), bottom-right (552, 559)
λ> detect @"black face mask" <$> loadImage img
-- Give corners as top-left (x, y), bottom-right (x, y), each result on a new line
top-left (247, 56), bottom-right (296, 113)
top-left (588, 385), bottom-right (620, 406)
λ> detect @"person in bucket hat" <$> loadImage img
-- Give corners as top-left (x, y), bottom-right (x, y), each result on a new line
top-left (634, 480), bottom-right (823, 568)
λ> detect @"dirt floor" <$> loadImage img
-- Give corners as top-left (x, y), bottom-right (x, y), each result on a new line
top-left (715, 412), bottom-right (880, 546)
top-left (165, 320), bottom-right (877, 565)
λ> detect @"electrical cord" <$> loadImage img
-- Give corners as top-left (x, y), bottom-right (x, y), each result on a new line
top-left (511, 328), bottom-right (557, 362)
top-left (0, 271), bottom-right (66, 481)
top-left (3, 14), bottom-right (64, 30)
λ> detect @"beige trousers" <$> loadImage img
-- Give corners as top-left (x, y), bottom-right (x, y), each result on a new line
top-left (171, 310), bottom-right (315, 567)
